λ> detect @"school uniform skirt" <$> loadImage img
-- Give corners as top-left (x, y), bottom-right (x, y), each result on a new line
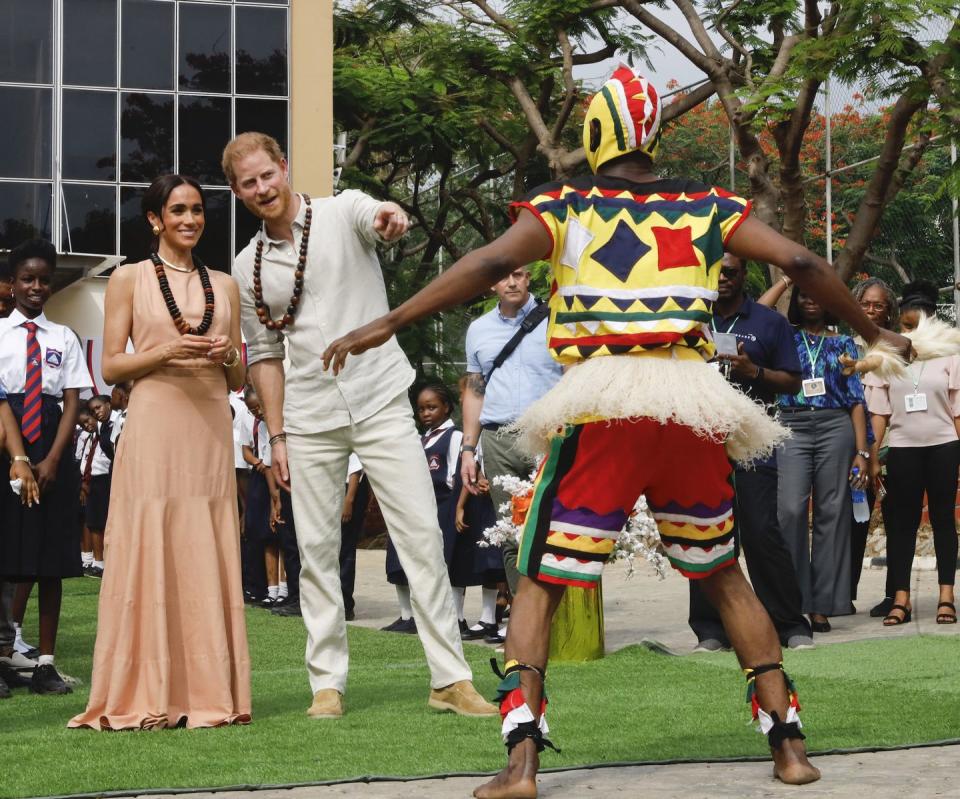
top-left (243, 471), bottom-right (273, 544)
top-left (85, 474), bottom-right (111, 530)
top-left (0, 394), bottom-right (82, 580)
top-left (444, 465), bottom-right (505, 587)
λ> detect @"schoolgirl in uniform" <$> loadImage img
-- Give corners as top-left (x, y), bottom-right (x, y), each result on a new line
top-left (75, 409), bottom-right (98, 575)
top-left (383, 384), bottom-right (462, 634)
top-left (82, 395), bottom-right (114, 577)
top-left (0, 239), bottom-right (92, 694)
top-left (241, 387), bottom-right (282, 605)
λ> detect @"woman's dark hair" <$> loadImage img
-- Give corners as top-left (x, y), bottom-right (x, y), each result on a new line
top-left (786, 285), bottom-right (837, 327)
top-left (141, 174), bottom-right (205, 252)
top-left (8, 238), bottom-right (56, 277)
top-left (851, 277), bottom-right (899, 330)
top-left (899, 279), bottom-right (938, 315)
top-left (417, 382), bottom-right (456, 415)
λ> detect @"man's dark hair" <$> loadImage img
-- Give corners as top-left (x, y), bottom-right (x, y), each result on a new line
top-left (9, 238), bottom-right (56, 277)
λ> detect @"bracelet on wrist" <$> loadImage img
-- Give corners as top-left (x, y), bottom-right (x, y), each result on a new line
top-left (461, 444), bottom-right (477, 453)
top-left (269, 432), bottom-right (287, 446)
top-left (12, 455), bottom-right (31, 464)
top-left (223, 347), bottom-right (242, 369)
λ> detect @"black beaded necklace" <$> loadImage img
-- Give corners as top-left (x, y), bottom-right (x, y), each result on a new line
top-left (252, 194), bottom-right (311, 331)
top-left (149, 251), bottom-right (215, 336)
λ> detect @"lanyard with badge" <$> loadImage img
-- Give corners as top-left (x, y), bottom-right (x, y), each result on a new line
top-left (800, 333), bottom-right (827, 398)
top-left (904, 362), bottom-right (927, 412)
top-left (711, 315), bottom-right (740, 375)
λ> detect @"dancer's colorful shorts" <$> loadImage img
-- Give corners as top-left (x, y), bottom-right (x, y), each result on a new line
top-left (517, 418), bottom-right (736, 588)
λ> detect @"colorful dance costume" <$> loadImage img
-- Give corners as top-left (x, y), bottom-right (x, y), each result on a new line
top-left (498, 65), bottom-right (800, 752)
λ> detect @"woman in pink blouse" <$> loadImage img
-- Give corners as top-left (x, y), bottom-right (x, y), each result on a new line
top-left (863, 281), bottom-right (960, 626)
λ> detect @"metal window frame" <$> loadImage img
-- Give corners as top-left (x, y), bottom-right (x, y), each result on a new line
top-left (0, 0), bottom-right (289, 262)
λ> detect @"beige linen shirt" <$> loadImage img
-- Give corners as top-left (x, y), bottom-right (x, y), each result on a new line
top-left (234, 190), bottom-right (415, 435)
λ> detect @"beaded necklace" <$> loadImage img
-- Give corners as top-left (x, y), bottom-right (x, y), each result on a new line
top-left (149, 251), bottom-right (215, 336)
top-left (252, 194), bottom-right (311, 331)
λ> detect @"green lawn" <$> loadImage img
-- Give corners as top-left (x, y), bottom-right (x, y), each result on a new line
top-left (3, 579), bottom-right (960, 798)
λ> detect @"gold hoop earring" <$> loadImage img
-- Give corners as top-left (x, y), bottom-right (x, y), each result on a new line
top-left (152, 225), bottom-right (161, 235)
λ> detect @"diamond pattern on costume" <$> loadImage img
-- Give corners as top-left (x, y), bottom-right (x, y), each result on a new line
top-left (652, 226), bottom-right (701, 270)
top-left (590, 219), bottom-right (651, 282)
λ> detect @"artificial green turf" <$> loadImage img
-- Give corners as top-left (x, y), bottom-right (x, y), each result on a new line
top-left (3, 579), bottom-right (960, 798)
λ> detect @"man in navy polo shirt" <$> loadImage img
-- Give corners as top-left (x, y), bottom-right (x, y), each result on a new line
top-left (689, 254), bottom-right (814, 650)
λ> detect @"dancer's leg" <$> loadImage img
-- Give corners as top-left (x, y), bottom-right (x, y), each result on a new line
top-left (701, 565), bottom-right (820, 784)
top-left (474, 576), bottom-right (565, 799)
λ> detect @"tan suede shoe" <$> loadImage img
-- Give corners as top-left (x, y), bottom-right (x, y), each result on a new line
top-left (307, 689), bottom-right (343, 719)
top-left (428, 680), bottom-right (497, 717)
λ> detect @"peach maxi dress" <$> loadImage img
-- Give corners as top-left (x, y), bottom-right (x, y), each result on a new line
top-left (69, 259), bottom-right (251, 730)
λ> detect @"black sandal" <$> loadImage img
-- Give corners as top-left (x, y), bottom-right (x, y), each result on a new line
top-left (883, 604), bottom-right (912, 626)
top-left (936, 602), bottom-right (957, 625)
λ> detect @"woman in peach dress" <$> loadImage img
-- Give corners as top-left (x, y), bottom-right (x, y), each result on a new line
top-left (69, 175), bottom-right (251, 729)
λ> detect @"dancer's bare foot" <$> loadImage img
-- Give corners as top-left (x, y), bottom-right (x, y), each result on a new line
top-left (772, 738), bottom-right (821, 785)
top-left (473, 739), bottom-right (539, 799)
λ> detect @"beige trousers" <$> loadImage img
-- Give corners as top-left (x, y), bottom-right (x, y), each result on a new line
top-left (286, 391), bottom-right (472, 694)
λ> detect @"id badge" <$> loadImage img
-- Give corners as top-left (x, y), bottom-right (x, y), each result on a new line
top-left (802, 378), bottom-right (826, 398)
top-left (905, 392), bottom-right (928, 413)
top-left (713, 332), bottom-right (739, 356)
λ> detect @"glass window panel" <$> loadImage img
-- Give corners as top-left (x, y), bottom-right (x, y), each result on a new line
top-left (194, 189), bottom-right (230, 272)
top-left (235, 98), bottom-right (287, 156)
top-left (179, 2), bottom-right (231, 94)
top-left (62, 90), bottom-right (117, 181)
top-left (63, 0), bottom-right (117, 87)
top-left (234, 199), bottom-right (261, 255)
top-left (0, 0), bottom-right (53, 83)
top-left (0, 87), bottom-right (52, 179)
top-left (121, 92), bottom-right (174, 183)
top-left (0, 182), bottom-right (53, 250)
top-left (235, 6), bottom-right (287, 96)
top-left (178, 95), bottom-right (230, 185)
top-left (121, 0), bottom-right (174, 91)
top-left (119, 185), bottom-right (150, 264)
top-left (62, 184), bottom-right (116, 254)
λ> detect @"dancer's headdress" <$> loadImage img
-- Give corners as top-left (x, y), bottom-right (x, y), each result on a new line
top-left (583, 64), bottom-right (662, 173)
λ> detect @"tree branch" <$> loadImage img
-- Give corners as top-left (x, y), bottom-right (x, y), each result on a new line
top-left (551, 28), bottom-right (579, 144)
top-left (661, 81), bottom-right (715, 122)
top-left (341, 117), bottom-right (376, 170)
top-left (672, 0), bottom-right (723, 61)
top-left (620, 0), bottom-right (718, 78)
top-left (478, 119), bottom-right (520, 159)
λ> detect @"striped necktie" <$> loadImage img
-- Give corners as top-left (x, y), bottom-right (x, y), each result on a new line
top-left (21, 321), bottom-right (42, 444)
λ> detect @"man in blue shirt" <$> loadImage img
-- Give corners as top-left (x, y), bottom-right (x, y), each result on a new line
top-left (689, 255), bottom-right (814, 650)
top-left (461, 267), bottom-right (562, 639)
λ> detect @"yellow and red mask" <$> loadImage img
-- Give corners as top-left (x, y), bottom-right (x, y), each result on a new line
top-left (583, 64), bottom-right (662, 173)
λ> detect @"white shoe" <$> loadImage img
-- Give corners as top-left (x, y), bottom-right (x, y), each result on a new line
top-left (0, 651), bottom-right (37, 670)
top-left (13, 635), bottom-right (37, 656)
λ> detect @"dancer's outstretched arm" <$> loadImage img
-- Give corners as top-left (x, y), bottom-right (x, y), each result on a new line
top-left (322, 211), bottom-right (549, 374)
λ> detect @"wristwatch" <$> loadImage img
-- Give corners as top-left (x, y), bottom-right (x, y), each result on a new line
top-left (857, 449), bottom-right (870, 460)
top-left (12, 455), bottom-right (31, 465)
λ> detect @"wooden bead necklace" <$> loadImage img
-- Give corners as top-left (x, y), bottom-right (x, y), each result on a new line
top-left (149, 251), bottom-right (215, 336)
top-left (252, 194), bottom-right (311, 331)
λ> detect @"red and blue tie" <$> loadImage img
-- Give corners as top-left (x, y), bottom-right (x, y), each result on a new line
top-left (21, 321), bottom-right (42, 444)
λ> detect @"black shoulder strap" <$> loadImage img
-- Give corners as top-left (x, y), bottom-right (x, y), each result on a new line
top-left (484, 299), bottom-right (550, 384)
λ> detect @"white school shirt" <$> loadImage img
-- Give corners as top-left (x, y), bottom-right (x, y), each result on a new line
top-left (231, 397), bottom-right (255, 470)
top-left (77, 428), bottom-right (110, 476)
top-left (346, 452), bottom-right (363, 481)
top-left (241, 416), bottom-right (272, 467)
top-left (234, 191), bottom-right (415, 434)
top-left (0, 309), bottom-right (91, 396)
top-left (75, 429), bottom-right (91, 463)
top-left (110, 409), bottom-right (126, 446)
top-left (421, 418), bottom-right (462, 490)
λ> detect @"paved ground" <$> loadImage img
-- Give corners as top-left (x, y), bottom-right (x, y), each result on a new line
top-left (146, 551), bottom-right (959, 799)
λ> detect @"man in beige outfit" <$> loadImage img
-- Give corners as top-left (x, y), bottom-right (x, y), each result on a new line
top-left (224, 132), bottom-right (494, 719)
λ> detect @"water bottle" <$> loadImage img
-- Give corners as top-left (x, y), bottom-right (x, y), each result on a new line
top-left (850, 467), bottom-right (870, 523)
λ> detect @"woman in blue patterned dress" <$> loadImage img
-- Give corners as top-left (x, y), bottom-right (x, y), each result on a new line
top-left (777, 288), bottom-right (870, 633)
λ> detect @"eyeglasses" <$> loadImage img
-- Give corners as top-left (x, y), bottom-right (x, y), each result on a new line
top-left (859, 301), bottom-right (888, 311)
top-left (719, 267), bottom-right (742, 279)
